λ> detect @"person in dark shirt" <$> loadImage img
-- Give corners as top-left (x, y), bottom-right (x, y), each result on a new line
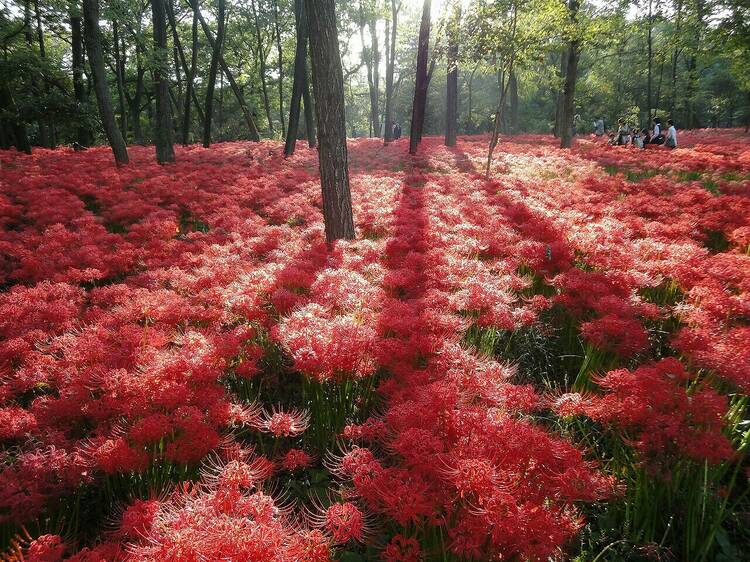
top-left (392, 121), bottom-right (402, 139)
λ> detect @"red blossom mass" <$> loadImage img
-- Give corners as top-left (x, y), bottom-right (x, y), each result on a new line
top-left (1, 130), bottom-right (748, 560)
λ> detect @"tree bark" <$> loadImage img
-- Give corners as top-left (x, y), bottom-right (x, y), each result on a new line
top-left (203, 0), bottom-right (225, 147)
top-left (152, 0), bottom-right (175, 162)
top-left (273, 0), bottom-right (286, 136)
top-left (0, 81), bottom-right (31, 154)
top-left (71, 10), bottom-right (90, 149)
top-left (182, 3), bottom-right (199, 144)
top-left (383, 0), bottom-right (400, 144)
top-left (647, 0), bottom-right (653, 120)
top-left (112, 21), bottom-right (128, 141)
top-left (302, 62), bottom-right (315, 147)
top-left (251, 0), bottom-right (274, 134)
top-left (553, 51), bottom-right (568, 137)
top-left (445, 3), bottom-right (460, 146)
top-left (305, 0), bottom-right (355, 242)
top-left (409, 0), bottom-right (431, 154)
top-left (509, 70), bottom-right (519, 132)
top-left (34, 0), bottom-right (56, 147)
top-left (83, 0), bottom-right (129, 164)
top-left (284, 0), bottom-right (311, 155)
top-left (560, 0), bottom-right (580, 149)
top-left (189, 0), bottom-right (260, 140)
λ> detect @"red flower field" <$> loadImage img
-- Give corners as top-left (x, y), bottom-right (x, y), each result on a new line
top-left (0, 131), bottom-right (749, 561)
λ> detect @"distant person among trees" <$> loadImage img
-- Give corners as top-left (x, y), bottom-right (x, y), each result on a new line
top-left (665, 119), bottom-right (678, 148)
top-left (594, 117), bottom-right (605, 136)
top-left (392, 121), bottom-right (402, 139)
top-left (641, 128), bottom-right (651, 146)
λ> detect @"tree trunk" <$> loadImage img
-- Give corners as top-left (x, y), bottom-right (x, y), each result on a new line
top-left (251, 0), bottom-right (274, 134)
top-left (112, 21), bottom-right (128, 141)
top-left (553, 51), bottom-right (568, 137)
top-left (0, 81), bottom-right (31, 154)
top-left (445, 3), bottom-right (459, 146)
top-left (647, 0), bottom-right (653, 120)
top-left (34, 0), bottom-right (55, 147)
top-left (152, 0), bottom-right (175, 162)
top-left (83, 0), bottom-right (129, 164)
top-left (509, 70), bottom-right (519, 132)
top-left (560, 0), bottom-right (580, 149)
top-left (305, 0), bottom-right (355, 242)
top-left (383, 0), bottom-right (399, 144)
top-left (182, 3), bottom-right (199, 144)
top-left (71, 10), bottom-right (90, 149)
top-left (302, 64), bottom-right (315, 147)
top-left (284, 0), bottom-right (310, 155)
top-left (190, 0), bottom-right (260, 140)
top-left (367, 12), bottom-right (380, 136)
top-left (273, 0), bottom-right (286, 136)
top-left (130, 44), bottom-right (145, 143)
top-left (409, 0), bottom-right (431, 155)
top-left (203, 0), bottom-right (225, 147)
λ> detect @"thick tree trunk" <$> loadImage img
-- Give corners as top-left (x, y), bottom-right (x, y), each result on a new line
top-left (83, 0), bottom-right (129, 164)
top-left (409, 0), bottom-right (431, 154)
top-left (0, 81), bottom-right (31, 153)
top-left (71, 11), bottom-right (90, 149)
top-left (203, 0), bottom-right (225, 147)
top-left (383, 0), bottom-right (399, 144)
top-left (190, 0), bottom-right (260, 140)
top-left (152, 0), bottom-right (175, 162)
top-left (273, 0), bottom-right (286, 136)
top-left (112, 22), bottom-right (128, 141)
top-left (305, 0), bottom-right (355, 242)
top-left (284, 0), bottom-right (310, 155)
top-left (560, 0), bottom-right (580, 149)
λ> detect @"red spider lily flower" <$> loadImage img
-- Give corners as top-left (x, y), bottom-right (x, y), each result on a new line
top-left (260, 406), bottom-right (311, 438)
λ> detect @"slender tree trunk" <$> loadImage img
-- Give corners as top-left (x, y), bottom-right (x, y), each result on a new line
top-left (71, 10), bottom-right (90, 149)
top-left (112, 21), bottom-right (128, 141)
top-left (302, 63), bottom-right (315, 147)
top-left (509, 70), bottom-right (519, 133)
top-left (553, 51), bottom-right (568, 137)
top-left (560, 0), bottom-right (580, 149)
top-left (24, 0), bottom-right (46, 148)
top-left (445, 4), bottom-right (459, 146)
top-left (152, 0), bottom-right (175, 162)
top-left (273, 0), bottom-right (286, 136)
top-left (203, 0), bottom-right (225, 147)
top-left (384, 0), bottom-right (399, 144)
top-left (130, 44), bottom-right (145, 143)
top-left (34, 0), bottom-right (56, 147)
top-left (366, 12), bottom-right (380, 136)
top-left (409, 0), bottom-right (431, 154)
top-left (647, 0), bottom-right (653, 120)
top-left (251, 0), bottom-right (274, 134)
top-left (182, 3), bottom-right (199, 144)
top-left (83, 0), bottom-right (129, 164)
top-left (284, 0), bottom-right (309, 155)
top-left (305, 0), bottom-right (355, 242)
top-left (190, 0), bottom-right (260, 140)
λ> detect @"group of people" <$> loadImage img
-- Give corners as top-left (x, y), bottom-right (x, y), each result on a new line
top-left (594, 116), bottom-right (678, 149)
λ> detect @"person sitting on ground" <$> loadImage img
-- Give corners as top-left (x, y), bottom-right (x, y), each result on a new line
top-left (665, 119), bottom-right (678, 148)
top-left (641, 128), bottom-right (651, 146)
top-left (632, 128), bottom-right (643, 149)
top-left (616, 119), bottom-right (632, 145)
top-left (650, 117), bottom-right (664, 145)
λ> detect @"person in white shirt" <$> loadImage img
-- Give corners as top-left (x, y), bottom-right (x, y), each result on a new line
top-left (665, 119), bottom-right (678, 148)
top-left (650, 117), bottom-right (664, 145)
